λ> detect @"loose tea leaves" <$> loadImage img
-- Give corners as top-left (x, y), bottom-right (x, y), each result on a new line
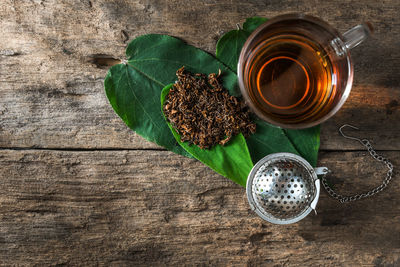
top-left (163, 67), bottom-right (256, 149)
top-left (162, 84), bottom-right (254, 187)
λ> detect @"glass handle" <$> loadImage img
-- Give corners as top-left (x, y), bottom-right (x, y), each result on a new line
top-left (342, 22), bottom-right (373, 50)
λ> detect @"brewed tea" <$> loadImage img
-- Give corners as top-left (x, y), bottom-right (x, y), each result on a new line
top-left (244, 34), bottom-right (337, 124)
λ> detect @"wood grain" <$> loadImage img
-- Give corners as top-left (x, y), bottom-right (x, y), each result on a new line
top-left (0, 0), bottom-right (399, 150)
top-left (0, 149), bottom-right (399, 266)
top-left (1, 0), bottom-right (400, 266)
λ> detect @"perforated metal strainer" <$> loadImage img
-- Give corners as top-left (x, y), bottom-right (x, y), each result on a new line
top-left (246, 153), bottom-right (326, 224)
top-left (246, 125), bottom-right (394, 225)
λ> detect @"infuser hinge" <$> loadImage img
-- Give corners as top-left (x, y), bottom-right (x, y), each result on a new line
top-left (314, 167), bottom-right (329, 176)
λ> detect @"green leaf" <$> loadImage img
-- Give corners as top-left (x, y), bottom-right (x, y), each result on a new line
top-left (105, 64), bottom-right (190, 157)
top-left (283, 126), bottom-right (320, 167)
top-left (215, 30), bottom-right (250, 73)
top-left (246, 118), bottom-right (299, 163)
top-left (161, 84), bottom-right (253, 187)
top-left (105, 34), bottom-right (239, 158)
top-left (242, 17), bottom-right (268, 32)
top-left (216, 17), bottom-right (321, 166)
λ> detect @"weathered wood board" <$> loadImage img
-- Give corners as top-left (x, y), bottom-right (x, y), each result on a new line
top-left (0, 0), bottom-right (399, 266)
top-left (0, 150), bottom-right (399, 266)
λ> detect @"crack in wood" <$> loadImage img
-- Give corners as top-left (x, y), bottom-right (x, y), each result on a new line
top-left (87, 54), bottom-right (121, 69)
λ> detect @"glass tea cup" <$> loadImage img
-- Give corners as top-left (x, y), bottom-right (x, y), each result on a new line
top-left (237, 13), bottom-right (373, 129)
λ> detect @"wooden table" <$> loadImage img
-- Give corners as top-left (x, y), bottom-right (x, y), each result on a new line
top-left (1, 1), bottom-right (399, 266)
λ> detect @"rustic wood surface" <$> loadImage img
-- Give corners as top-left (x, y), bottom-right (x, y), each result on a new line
top-left (0, 0), bottom-right (399, 266)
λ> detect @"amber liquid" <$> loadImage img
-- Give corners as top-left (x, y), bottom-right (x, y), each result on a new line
top-left (245, 34), bottom-right (337, 124)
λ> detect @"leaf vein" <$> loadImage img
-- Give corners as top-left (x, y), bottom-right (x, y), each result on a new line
top-left (126, 62), bottom-right (165, 87)
top-left (124, 66), bottom-right (165, 133)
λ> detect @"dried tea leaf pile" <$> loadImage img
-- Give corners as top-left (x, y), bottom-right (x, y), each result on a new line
top-left (163, 67), bottom-right (256, 149)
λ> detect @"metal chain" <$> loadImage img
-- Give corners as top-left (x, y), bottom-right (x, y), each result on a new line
top-left (321, 125), bottom-right (394, 203)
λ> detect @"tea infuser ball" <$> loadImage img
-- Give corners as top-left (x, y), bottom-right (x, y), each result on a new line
top-left (246, 153), bottom-right (327, 225)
